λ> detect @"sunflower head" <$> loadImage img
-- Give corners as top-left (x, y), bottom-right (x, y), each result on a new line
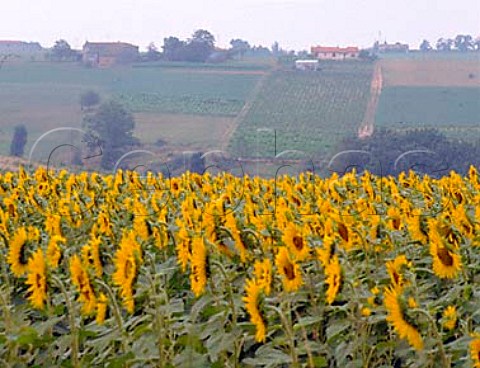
top-left (442, 306), bottom-right (457, 331)
top-left (275, 247), bottom-right (302, 292)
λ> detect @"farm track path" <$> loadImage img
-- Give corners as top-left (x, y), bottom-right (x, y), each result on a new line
top-left (358, 63), bottom-right (383, 139)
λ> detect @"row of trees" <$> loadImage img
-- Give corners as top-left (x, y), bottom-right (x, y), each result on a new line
top-left (335, 128), bottom-right (480, 177)
top-left (419, 34), bottom-right (480, 52)
top-left (146, 30), bottom-right (272, 63)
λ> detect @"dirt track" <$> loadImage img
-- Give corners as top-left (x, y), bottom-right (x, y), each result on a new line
top-left (358, 63), bottom-right (382, 139)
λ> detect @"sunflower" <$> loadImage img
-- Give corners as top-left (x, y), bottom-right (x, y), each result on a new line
top-left (384, 286), bottom-right (423, 351)
top-left (175, 224), bottom-right (191, 272)
top-left (7, 227), bottom-right (29, 277)
top-left (25, 248), bottom-right (47, 309)
top-left (316, 235), bottom-right (335, 268)
top-left (442, 306), bottom-right (457, 331)
top-left (112, 233), bottom-right (141, 314)
top-left (430, 236), bottom-right (462, 279)
top-left (275, 247), bottom-right (303, 292)
top-left (82, 236), bottom-right (103, 278)
top-left (471, 338), bottom-right (480, 368)
top-left (45, 214), bottom-right (62, 236)
top-left (8, 226), bottom-right (39, 277)
top-left (282, 223), bottom-right (310, 261)
top-left (96, 292), bottom-right (108, 325)
top-left (385, 255), bottom-right (410, 291)
top-left (243, 278), bottom-right (267, 343)
top-left (325, 255), bottom-right (342, 305)
top-left (70, 255), bottom-right (97, 316)
top-left (46, 235), bottom-right (64, 269)
top-left (254, 258), bottom-right (272, 295)
top-left (190, 237), bottom-right (208, 297)
top-left (225, 213), bottom-right (248, 262)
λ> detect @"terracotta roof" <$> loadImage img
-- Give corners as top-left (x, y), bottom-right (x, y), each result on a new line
top-left (311, 46), bottom-right (359, 53)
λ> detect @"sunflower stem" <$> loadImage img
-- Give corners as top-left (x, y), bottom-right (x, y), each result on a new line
top-left (52, 275), bottom-right (80, 368)
top-left (211, 260), bottom-right (237, 328)
top-left (96, 279), bottom-right (129, 356)
top-left (267, 304), bottom-right (299, 367)
top-left (412, 308), bottom-right (450, 367)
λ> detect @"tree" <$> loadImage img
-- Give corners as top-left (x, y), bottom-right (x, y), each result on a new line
top-left (230, 39), bottom-right (250, 58)
top-left (185, 29), bottom-right (216, 62)
top-left (190, 29), bottom-right (215, 48)
top-left (454, 34), bottom-right (473, 51)
top-left (436, 38), bottom-right (453, 51)
top-left (419, 39), bottom-right (432, 51)
top-left (146, 42), bottom-right (161, 61)
top-left (474, 38), bottom-right (480, 51)
top-left (51, 39), bottom-right (74, 61)
top-left (83, 101), bottom-right (139, 169)
top-left (80, 90), bottom-right (100, 111)
top-left (10, 124), bottom-right (27, 157)
top-left (162, 36), bottom-right (186, 61)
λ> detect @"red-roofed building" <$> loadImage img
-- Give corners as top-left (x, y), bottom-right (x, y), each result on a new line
top-left (311, 46), bottom-right (360, 60)
top-left (82, 42), bottom-right (139, 67)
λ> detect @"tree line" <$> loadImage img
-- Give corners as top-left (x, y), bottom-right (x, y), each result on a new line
top-left (419, 34), bottom-right (480, 52)
top-left (334, 128), bottom-right (480, 177)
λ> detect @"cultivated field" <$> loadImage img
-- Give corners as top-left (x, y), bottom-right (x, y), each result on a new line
top-left (375, 55), bottom-right (480, 142)
top-left (227, 62), bottom-right (374, 160)
top-left (0, 61), bottom-right (264, 156)
top-left (379, 59), bottom-right (480, 87)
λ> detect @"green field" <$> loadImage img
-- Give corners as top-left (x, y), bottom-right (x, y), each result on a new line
top-left (228, 62), bottom-right (373, 159)
top-left (376, 86), bottom-right (480, 126)
top-left (0, 62), bottom-right (264, 156)
top-left (375, 86), bottom-right (480, 142)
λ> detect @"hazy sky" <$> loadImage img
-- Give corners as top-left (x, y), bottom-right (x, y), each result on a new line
top-left (1, 0), bottom-right (479, 51)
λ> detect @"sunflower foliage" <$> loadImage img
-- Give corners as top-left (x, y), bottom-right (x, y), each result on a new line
top-left (0, 166), bottom-right (478, 367)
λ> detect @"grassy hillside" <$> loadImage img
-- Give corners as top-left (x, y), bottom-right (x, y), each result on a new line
top-left (228, 61), bottom-right (373, 159)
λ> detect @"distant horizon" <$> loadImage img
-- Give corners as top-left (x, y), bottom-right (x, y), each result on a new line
top-left (2, 34), bottom-right (480, 53)
top-left (1, 0), bottom-right (479, 51)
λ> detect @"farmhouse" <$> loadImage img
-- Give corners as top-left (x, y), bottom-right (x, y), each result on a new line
top-left (295, 59), bottom-right (320, 71)
top-left (0, 40), bottom-right (43, 54)
top-left (376, 41), bottom-right (409, 53)
top-left (82, 42), bottom-right (139, 67)
top-left (311, 46), bottom-right (360, 60)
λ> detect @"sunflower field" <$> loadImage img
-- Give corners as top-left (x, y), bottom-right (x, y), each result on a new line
top-left (0, 166), bottom-right (479, 367)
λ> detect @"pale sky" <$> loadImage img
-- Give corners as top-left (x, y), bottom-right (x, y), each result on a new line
top-left (1, 0), bottom-right (479, 51)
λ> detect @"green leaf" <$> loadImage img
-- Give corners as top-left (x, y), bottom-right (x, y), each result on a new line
top-left (106, 352), bottom-right (135, 368)
top-left (242, 346), bottom-right (293, 367)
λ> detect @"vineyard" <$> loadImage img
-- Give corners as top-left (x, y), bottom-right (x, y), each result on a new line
top-left (0, 167), bottom-right (479, 367)
top-left (227, 62), bottom-right (373, 160)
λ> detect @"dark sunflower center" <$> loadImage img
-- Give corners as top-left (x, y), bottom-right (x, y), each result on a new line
top-left (438, 246), bottom-right (454, 267)
top-left (19, 243), bottom-right (28, 265)
top-left (393, 271), bottom-right (400, 285)
top-left (338, 223), bottom-right (349, 242)
top-left (283, 263), bottom-right (295, 280)
top-left (293, 235), bottom-right (304, 251)
top-left (392, 217), bottom-right (400, 230)
top-left (125, 259), bottom-right (133, 277)
top-left (35, 273), bottom-right (43, 290)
